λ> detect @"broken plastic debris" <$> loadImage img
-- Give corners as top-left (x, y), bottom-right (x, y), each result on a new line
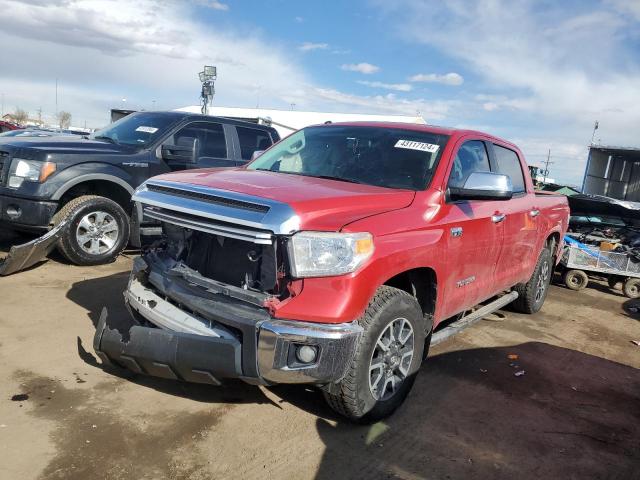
top-left (507, 354), bottom-right (519, 360)
top-left (514, 370), bottom-right (526, 377)
top-left (631, 340), bottom-right (640, 346)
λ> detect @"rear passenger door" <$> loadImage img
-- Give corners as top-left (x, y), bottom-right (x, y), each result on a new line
top-left (439, 139), bottom-right (505, 318)
top-left (164, 121), bottom-right (238, 170)
top-left (234, 125), bottom-right (274, 164)
top-left (489, 143), bottom-right (539, 290)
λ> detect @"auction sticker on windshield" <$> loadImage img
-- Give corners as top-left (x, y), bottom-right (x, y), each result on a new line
top-left (135, 126), bottom-right (159, 134)
top-left (394, 139), bottom-right (439, 153)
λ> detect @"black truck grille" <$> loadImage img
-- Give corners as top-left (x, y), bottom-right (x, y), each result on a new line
top-left (0, 151), bottom-right (9, 185)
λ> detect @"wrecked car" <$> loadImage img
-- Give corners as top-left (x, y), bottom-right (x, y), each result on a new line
top-left (94, 123), bottom-right (569, 421)
top-left (0, 111), bottom-right (279, 274)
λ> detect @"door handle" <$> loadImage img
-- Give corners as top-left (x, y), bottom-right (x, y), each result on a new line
top-left (492, 213), bottom-right (506, 223)
top-left (530, 209), bottom-right (540, 217)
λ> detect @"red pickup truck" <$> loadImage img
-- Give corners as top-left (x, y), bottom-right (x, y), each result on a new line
top-left (94, 123), bottom-right (569, 421)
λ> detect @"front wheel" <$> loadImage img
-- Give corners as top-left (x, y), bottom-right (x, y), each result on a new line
top-left (53, 195), bottom-right (130, 266)
top-left (323, 286), bottom-right (426, 423)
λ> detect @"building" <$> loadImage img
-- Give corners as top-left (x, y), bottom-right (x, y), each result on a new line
top-left (582, 145), bottom-right (640, 201)
top-left (175, 105), bottom-right (426, 138)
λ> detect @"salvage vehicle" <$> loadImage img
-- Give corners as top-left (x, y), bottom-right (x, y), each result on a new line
top-left (0, 111), bottom-right (279, 274)
top-left (94, 123), bottom-right (569, 421)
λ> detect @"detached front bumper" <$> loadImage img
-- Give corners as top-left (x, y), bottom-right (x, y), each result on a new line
top-left (93, 269), bottom-right (362, 386)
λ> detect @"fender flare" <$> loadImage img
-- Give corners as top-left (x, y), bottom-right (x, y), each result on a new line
top-left (51, 172), bottom-right (135, 201)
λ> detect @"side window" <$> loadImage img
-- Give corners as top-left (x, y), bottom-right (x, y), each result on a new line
top-left (236, 126), bottom-right (272, 160)
top-left (448, 140), bottom-right (491, 189)
top-left (493, 145), bottom-right (526, 193)
top-left (169, 122), bottom-right (227, 160)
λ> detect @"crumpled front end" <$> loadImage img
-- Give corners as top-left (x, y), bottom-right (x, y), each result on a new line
top-left (93, 180), bottom-right (363, 386)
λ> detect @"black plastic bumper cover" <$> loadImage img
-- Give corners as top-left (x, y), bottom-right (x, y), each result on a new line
top-left (93, 308), bottom-right (243, 385)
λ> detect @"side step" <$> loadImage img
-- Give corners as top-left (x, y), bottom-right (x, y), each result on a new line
top-left (430, 291), bottom-right (519, 346)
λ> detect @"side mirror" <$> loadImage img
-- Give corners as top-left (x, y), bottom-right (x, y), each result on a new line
top-left (161, 136), bottom-right (198, 163)
top-left (251, 150), bottom-right (265, 161)
top-left (449, 172), bottom-right (513, 201)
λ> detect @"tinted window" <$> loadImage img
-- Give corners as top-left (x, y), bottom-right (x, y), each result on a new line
top-left (237, 126), bottom-right (272, 160)
top-left (448, 140), bottom-right (491, 189)
top-left (90, 112), bottom-right (183, 148)
top-left (171, 122), bottom-right (227, 159)
top-left (494, 145), bottom-right (525, 193)
top-left (247, 126), bottom-right (449, 190)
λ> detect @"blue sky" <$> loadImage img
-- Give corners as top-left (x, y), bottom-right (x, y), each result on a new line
top-left (1, 0), bottom-right (639, 185)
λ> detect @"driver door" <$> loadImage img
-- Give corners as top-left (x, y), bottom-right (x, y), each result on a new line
top-left (163, 121), bottom-right (235, 171)
top-left (438, 139), bottom-right (505, 318)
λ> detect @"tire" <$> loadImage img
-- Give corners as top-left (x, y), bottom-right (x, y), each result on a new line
top-left (512, 248), bottom-right (553, 314)
top-left (323, 286), bottom-right (427, 423)
top-left (563, 269), bottom-right (589, 291)
top-left (623, 278), bottom-right (640, 298)
top-left (52, 195), bottom-right (130, 266)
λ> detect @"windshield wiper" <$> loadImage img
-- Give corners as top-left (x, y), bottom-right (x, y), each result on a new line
top-left (94, 135), bottom-right (118, 144)
top-left (308, 174), bottom-right (363, 184)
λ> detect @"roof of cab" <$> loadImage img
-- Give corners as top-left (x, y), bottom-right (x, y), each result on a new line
top-left (313, 121), bottom-right (519, 149)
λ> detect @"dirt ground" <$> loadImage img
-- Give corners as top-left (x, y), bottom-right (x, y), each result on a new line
top-left (1, 228), bottom-right (639, 480)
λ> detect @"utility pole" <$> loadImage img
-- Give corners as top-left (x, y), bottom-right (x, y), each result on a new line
top-left (55, 78), bottom-right (58, 121)
top-left (37, 107), bottom-right (42, 126)
top-left (590, 120), bottom-right (599, 145)
top-left (542, 149), bottom-right (554, 185)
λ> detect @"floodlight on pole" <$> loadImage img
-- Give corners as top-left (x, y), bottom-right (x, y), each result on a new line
top-left (199, 65), bottom-right (217, 115)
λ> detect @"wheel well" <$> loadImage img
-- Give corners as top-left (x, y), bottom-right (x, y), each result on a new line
top-left (58, 180), bottom-right (133, 214)
top-left (546, 232), bottom-right (561, 258)
top-left (384, 267), bottom-right (437, 328)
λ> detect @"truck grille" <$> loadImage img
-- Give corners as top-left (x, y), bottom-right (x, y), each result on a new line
top-left (143, 205), bottom-right (274, 244)
top-left (0, 151), bottom-right (9, 185)
top-left (146, 184), bottom-right (270, 214)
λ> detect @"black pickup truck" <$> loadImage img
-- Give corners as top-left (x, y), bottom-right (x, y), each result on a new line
top-left (0, 111), bottom-right (279, 273)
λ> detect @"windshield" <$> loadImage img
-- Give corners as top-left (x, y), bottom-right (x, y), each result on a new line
top-left (247, 125), bottom-right (449, 190)
top-left (90, 112), bottom-right (183, 147)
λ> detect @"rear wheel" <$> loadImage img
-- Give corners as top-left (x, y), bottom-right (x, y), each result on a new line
top-left (564, 269), bottom-right (589, 291)
top-left (512, 248), bottom-right (553, 314)
top-left (53, 195), bottom-right (130, 266)
top-left (323, 286), bottom-right (426, 423)
top-left (623, 278), bottom-right (640, 298)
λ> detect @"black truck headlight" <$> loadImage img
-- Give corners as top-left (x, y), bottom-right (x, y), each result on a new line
top-left (8, 159), bottom-right (56, 188)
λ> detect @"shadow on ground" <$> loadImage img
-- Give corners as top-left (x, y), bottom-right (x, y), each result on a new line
top-left (66, 273), bottom-right (640, 479)
top-left (311, 342), bottom-right (640, 480)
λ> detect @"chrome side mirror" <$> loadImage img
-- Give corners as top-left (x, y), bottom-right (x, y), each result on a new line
top-left (449, 172), bottom-right (513, 201)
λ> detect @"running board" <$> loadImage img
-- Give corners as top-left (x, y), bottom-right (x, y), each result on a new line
top-left (430, 291), bottom-right (519, 346)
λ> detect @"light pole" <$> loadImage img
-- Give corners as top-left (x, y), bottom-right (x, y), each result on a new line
top-left (199, 65), bottom-right (217, 115)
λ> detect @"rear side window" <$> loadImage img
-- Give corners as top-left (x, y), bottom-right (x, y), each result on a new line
top-left (237, 126), bottom-right (272, 160)
top-left (173, 122), bottom-right (227, 158)
top-left (494, 145), bottom-right (526, 193)
top-left (448, 140), bottom-right (491, 189)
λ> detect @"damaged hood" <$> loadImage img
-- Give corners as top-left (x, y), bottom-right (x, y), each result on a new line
top-left (150, 168), bottom-right (415, 230)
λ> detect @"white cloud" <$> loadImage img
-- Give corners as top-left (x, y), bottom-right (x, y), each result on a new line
top-left (294, 16), bottom-right (304, 23)
top-left (0, 0), bottom-right (447, 127)
top-left (196, 0), bottom-right (229, 11)
top-left (408, 72), bottom-right (464, 85)
top-left (341, 63), bottom-right (380, 74)
top-left (377, 0), bottom-right (640, 183)
top-left (357, 80), bottom-right (413, 92)
top-left (299, 42), bottom-right (329, 52)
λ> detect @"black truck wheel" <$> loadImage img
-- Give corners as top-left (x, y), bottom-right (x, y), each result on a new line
top-left (563, 269), bottom-right (589, 291)
top-left (52, 195), bottom-right (130, 266)
top-left (511, 248), bottom-right (553, 314)
top-left (323, 286), bottom-right (426, 423)
top-left (623, 278), bottom-right (640, 298)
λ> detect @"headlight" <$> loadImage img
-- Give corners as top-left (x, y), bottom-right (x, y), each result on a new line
top-left (8, 159), bottom-right (56, 188)
top-left (288, 231), bottom-right (374, 278)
